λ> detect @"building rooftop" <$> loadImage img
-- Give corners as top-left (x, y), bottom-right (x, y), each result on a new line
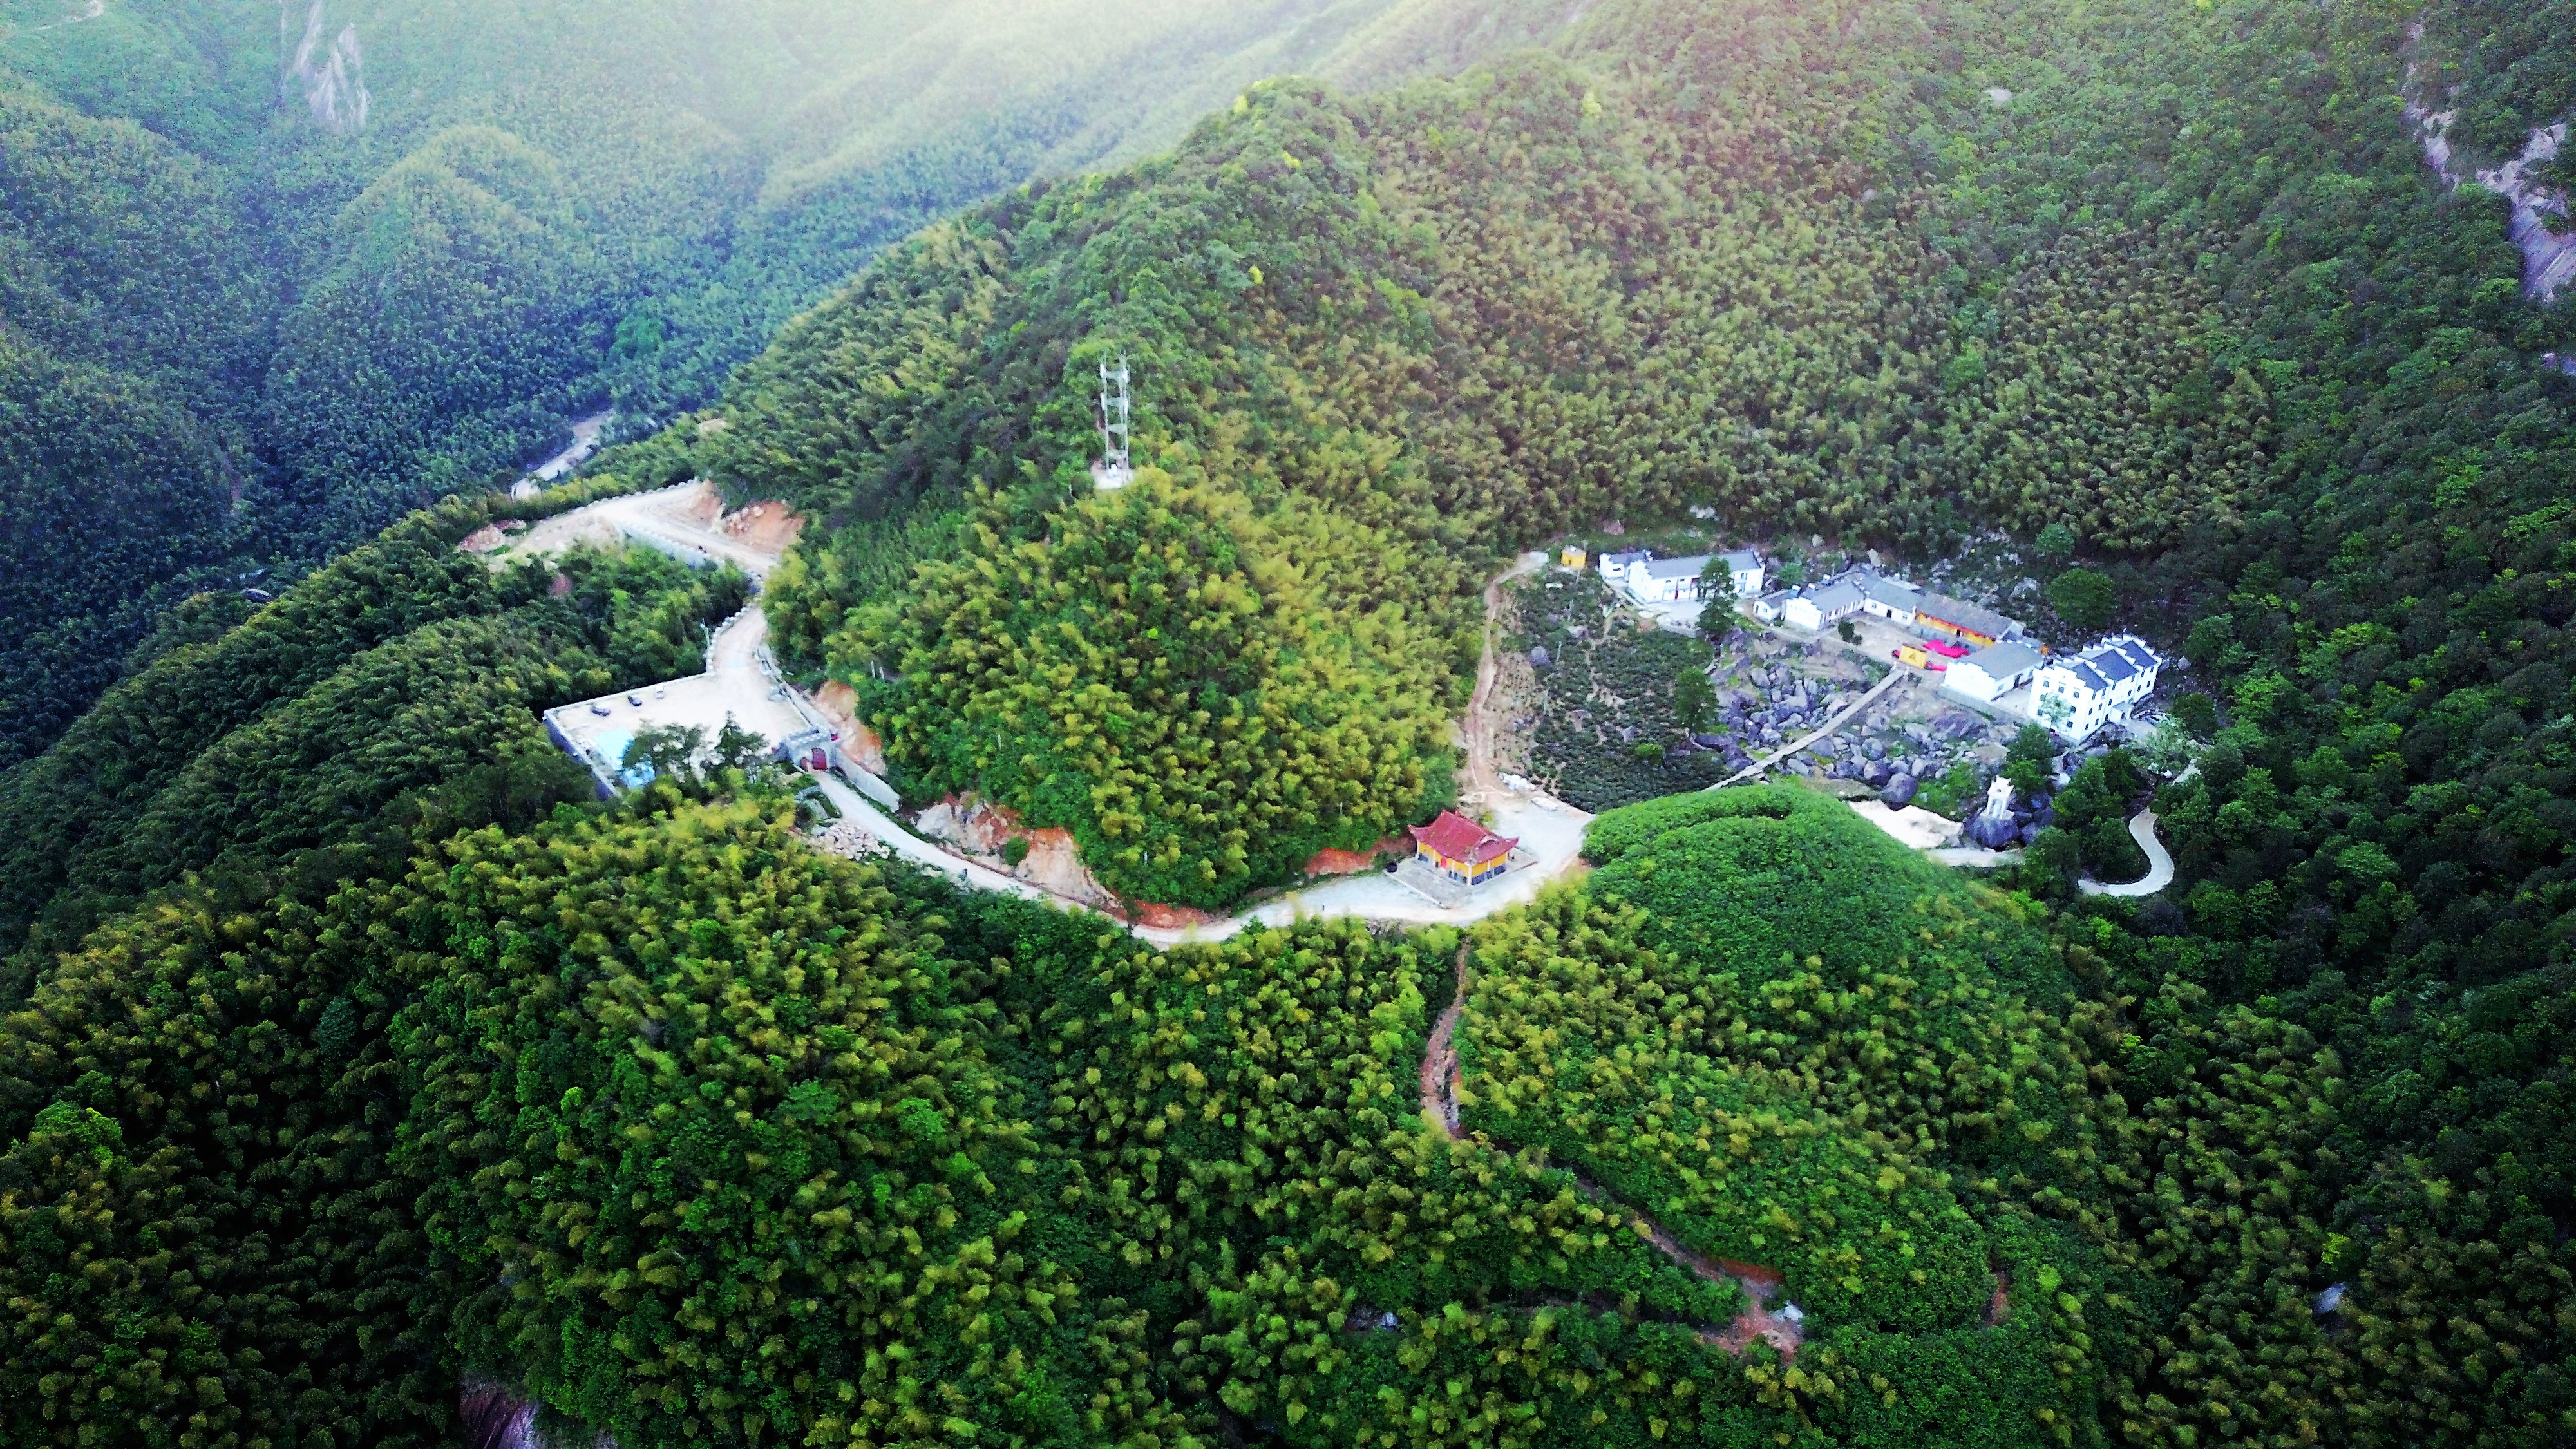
top-left (1410, 810), bottom-right (1518, 866)
top-left (1914, 591), bottom-right (2020, 639)
top-left (1719, 548), bottom-right (1763, 569)
top-left (1962, 639), bottom-right (2043, 676)
top-left (1598, 549), bottom-right (1651, 571)
top-left (2052, 634), bottom-right (2162, 692)
top-left (1857, 572), bottom-right (1922, 607)
top-left (1639, 553), bottom-right (1714, 580)
top-left (1803, 579), bottom-right (1864, 613)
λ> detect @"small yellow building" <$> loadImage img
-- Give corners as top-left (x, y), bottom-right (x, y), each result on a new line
top-left (1410, 810), bottom-right (1518, 886)
top-left (1559, 547), bottom-right (1587, 569)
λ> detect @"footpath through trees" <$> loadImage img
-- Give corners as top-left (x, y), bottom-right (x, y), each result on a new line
top-left (1417, 944), bottom-right (1808, 1357)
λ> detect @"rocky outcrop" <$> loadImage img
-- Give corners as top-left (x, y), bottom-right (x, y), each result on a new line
top-left (811, 682), bottom-right (888, 775)
top-left (718, 498), bottom-right (806, 554)
top-left (456, 520), bottom-right (527, 554)
top-left (283, 1), bottom-right (369, 135)
top-left (2405, 24), bottom-right (2575, 304)
top-left (913, 795), bottom-right (1111, 906)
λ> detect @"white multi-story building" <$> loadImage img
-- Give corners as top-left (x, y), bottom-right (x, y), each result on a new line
top-left (1599, 549), bottom-right (1732, 603)
top-left (2032, 634), bottom-right (2163, 740)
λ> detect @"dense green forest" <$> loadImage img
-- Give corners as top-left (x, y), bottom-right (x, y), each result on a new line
top-left (5, 0), bottom-right (2576, 1442)
top-left (0, 0), bottom-right (1560, 770)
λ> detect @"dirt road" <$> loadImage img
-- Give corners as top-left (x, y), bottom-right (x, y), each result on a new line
top-left (1461, 552), bottom-right (1548, 796)
top-left (504, 480), bottom-right (788, 578)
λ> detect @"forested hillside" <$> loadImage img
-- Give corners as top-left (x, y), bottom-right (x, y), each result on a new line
top-left (3, 0), bottom-right (2575, 1443)
top-left (683, 0), bottom-right (2573, 1432)
top-left (0, 0), bottom-right (1553, 770)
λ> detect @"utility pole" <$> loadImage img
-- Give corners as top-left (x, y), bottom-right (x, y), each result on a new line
top-left (1094, 356), bottom-right (1133, 490)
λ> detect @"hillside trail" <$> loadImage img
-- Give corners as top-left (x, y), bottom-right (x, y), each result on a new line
top-left (1419, 945), bottom-right (1806, 1357)
top-left (1462, 551), bottom-right (1549, 797)
top-left (2076, 807), bottom-right (2175, 897)
top-left (2403, 21), bottom-right (2576, 305)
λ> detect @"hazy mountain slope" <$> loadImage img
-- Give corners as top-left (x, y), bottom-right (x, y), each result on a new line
top-left (0, 79), bottom-right (269, 768)
top-left (0, 0), bottom-right (1542, 768)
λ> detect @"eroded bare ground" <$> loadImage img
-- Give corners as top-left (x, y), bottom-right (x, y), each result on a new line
top-left (1419, 948), bottom-right (1470, 1135)
top-left (1462, 554), bottom-right (1547, 795)
top-left (1419, 945), bottom-right (1804, 1356)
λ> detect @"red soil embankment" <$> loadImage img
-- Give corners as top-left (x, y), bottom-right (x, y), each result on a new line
top-left (1304, 835), bottom-right (1410, 878)
top-left (1126, 900), bottom-right (1220, 931)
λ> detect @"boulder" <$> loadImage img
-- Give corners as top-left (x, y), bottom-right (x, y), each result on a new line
top-left (1975, 814), bottom-right (2026, 850)
top-left (1528, 645), bottom-right (1551, 668)
top-left (1880, 773), bottom-right (1918, 806)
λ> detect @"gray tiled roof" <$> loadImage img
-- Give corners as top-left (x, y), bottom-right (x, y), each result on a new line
top-left (1719, 549), bottom-right (1762, 570)
top-left (1858, 573), bottom-right (1921, 607)
top-left (2067, 635), bottom-right (2161, 688)
top-left (1961, 639), bottom-right (2042, 677)
top-left (1804, 580), bottom-right (1864, 612)
top-left (1914, 591), bottom-right (2019, 638)
top-left (1640, 553), bottom-right (1714, 580)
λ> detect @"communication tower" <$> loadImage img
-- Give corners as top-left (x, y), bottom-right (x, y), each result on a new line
top-left (1094, 356), bottom-right (1133, 490)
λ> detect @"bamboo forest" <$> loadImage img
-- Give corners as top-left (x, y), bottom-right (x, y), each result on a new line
top-left (0, 0), bottom-right (2571, 1445)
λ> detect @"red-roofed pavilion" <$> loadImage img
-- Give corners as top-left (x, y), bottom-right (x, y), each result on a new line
top-left (1408, 810), bottom-right (1517, 886)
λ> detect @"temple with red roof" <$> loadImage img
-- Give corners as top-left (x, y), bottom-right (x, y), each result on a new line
top-left (1408, 810), bottom-right (1518, 886)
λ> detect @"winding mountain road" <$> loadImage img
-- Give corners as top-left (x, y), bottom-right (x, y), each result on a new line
top-left (2076, 806), bottom-right (2175, 898)
top-left (506, 494), bottom-right (1590, 943)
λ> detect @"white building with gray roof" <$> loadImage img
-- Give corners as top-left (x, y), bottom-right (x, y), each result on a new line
top-left (1944, 638), bottom-right (2045, 706)
top-left (1782, 578), bottom-right (1866, 631)
top-left (1855, 572), bottom-right (1922, 621)
top-left (2032, 634), bottom-right (2163, 740)
top-left (1600, 549), bottom-right (1725, 603)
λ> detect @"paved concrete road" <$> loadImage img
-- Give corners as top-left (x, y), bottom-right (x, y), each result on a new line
top-left (2077, 808), bottom-right (2175, 897)
top-left (527, 486), bottom-right (1599, 946)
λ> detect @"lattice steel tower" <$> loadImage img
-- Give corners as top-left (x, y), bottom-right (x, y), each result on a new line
top-left (1096, 356), bottom-right (1133, 488)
